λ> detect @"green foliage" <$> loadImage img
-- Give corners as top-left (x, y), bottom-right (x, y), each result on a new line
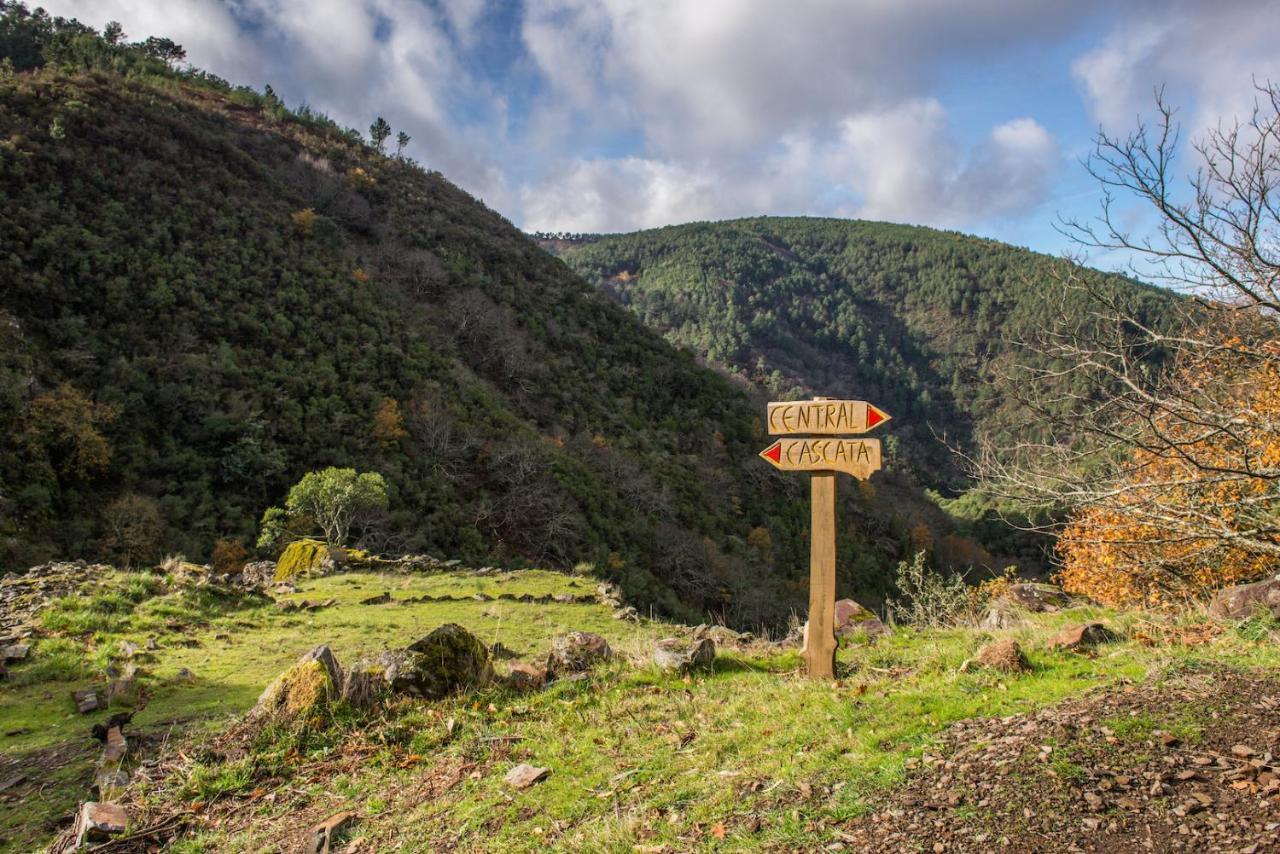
top-left (281, 467), bottom-right (388, 547)
top-left (0, 19), bottom-right (828, 626)
top-left (552, 219), bottom-right (1178, 490)
top-left (886, 551), bottom-right (977, 628)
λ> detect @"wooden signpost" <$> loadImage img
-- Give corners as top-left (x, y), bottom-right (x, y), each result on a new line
top-left (759, 398), bottom-right (889, 678)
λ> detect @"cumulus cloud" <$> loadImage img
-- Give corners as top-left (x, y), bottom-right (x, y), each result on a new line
top-left (1072, 0), bottom-right (1280, 132)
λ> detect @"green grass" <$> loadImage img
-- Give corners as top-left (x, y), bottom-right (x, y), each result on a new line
top-left (5, 569), bottom-right (1280, 853)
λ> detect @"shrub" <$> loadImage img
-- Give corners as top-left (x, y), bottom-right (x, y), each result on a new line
top-left (100, 494), bottom-right (163, 568)
top-left (887, 551), bottom-right (978, 628)
top-left (211, 537), bottom-right (248, 575)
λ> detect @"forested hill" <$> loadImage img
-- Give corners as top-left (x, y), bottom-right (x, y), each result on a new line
top-left (0, 11), bottom-right (843, 625)
top-left (546, 219), bottom-right (1177, 490)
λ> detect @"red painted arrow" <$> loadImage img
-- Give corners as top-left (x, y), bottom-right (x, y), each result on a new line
top-left (762, 441), bottom-right (782, 463)
top-left (866, 405), bottom-right (885, 429)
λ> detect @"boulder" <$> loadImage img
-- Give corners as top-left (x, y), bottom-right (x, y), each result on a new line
top-left (1, 643), bottom-right (29, 663)
top-left (653, 637), bottom-right (716, 672)
top-left (339, 657), bottom-right (389, 709)
top-left (503, 661), bottom-right (548, 693)
top-left (613, 606), bottom-right (640, 621)
top-left (1002, 583), bottom-right (1072, 612)
top-left (964, 638), bottom-right (1030, 673)
top-left (1209, 576), bottom-right (1280, 620)
top-left (546, 631), bottom-right (612, 677)
top-left (692, 624), bottom-right (752, 645)
top-left (1048, 623), bottom-right (1118, 652)
top-left (400, 624), bottom-right (494, 698)
top-left (834, 599), bottom-right (890, 640)
top-left (72, 689), bottom-right (100, 714)
top-left (273, 539), bottom-right (330, 582)
top-left (240, 560), bottom-right (277, 587)
top-left (251, 645), bottom-right (341, 723)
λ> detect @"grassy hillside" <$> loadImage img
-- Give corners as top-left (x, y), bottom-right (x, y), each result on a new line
top-left (3, 562), bottom-right (1277, 852)
top-left (0, 9), bottom-right (843, 624)
top-left (548, 219), bottom-right (1178, 491)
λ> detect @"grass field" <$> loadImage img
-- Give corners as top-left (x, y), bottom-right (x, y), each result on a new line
top-left (2, 567), bottom-right (1278, 852)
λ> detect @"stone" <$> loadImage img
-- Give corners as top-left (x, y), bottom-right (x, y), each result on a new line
top-left (692, 624), bottom-right (752, 645)
top-left (174, 667), bottom-right (195, 682)
top-left (251, 645), bottom-right (342, 723)
top-left (546, 631), bottom-right (612, 677)
top-left (307, 810), bottom-right (357, 854)
top-left (240, 560), bottom-right (277, 586)
top-left (1209, 576), bottom-right (1280, 620)
top-left (967, 639), bottom-right (1030, 673)
top-left (102, 725), bottom-right (128, 763)
top-left (503, 661), bottom-right (548, 692)
top-left (398, 624), bottom-right (494, 698)
top-left (116, 641), bottom-right (139, 659)
top-left (360, 591), bottom-right (392, 605)
top-left (72, 689), bottom-right (100, 714)
top-left (504, 763), bottom-right (549, 789)
top-left (1003, 583), bottom-right (1073, 612)
top-left (490, 641), bottom-right (518, 660)
top-left (340, 658), bottom-right (388, 709)
top-left (652, 637), bottom-right (716, 672)
top-left (613, 606), bottom-right (640, 621)
top-left (274, 539), bottom-right (331, 582)
top-left (833, 599), bottom-right (890, 640)
top-left (1048, 623), bottom-right (1118, 652)
top-left (76, 801), bottom-right (127, 842)
top-left (1, 643), bottom-right (29, 663)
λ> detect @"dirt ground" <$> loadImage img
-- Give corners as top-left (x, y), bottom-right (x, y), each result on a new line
top-left (840, 667), bottom-right (1280, 853)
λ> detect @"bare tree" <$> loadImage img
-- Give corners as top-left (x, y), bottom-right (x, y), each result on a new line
top-left (968, 82), bottom-right (1280, 599)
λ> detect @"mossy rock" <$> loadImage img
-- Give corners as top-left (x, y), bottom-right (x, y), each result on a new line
top-left (274, 539), bottom-right (329, 582)
top-left (251, 645), bottom-right (342, 723)
top-left (398, 624), bottom-right (494, 699)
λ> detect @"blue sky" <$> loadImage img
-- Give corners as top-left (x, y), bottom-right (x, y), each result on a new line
top-left (39, 0), bottom-right (1280, 269)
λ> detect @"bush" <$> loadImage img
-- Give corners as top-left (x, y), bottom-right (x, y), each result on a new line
top-left (211, 537), bottom-right (248, 575)
top-left (886, 552), bottom-right (978, 628)
top-left (100, 494), bottom-right (163, 568)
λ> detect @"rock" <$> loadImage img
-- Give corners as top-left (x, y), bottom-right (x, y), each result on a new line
top-left (340, 657), bottom-right (390, 709)
top-left (490, 641), bottom-right (518, 660)
top-left (399, 624), bottom-right (494, 698)
top-left (504, 763), bottom-right (549, 789)
top-left (101, 725), bottom-right (128, 763)
top-left (981, 598), bottom-right (1030, 630)
top-left (1048, 623), bottom-right (1118, 652)
top-left (966, 638), bottom-right (1030, 673)
top-left (834, 599), bottom-right (890, 640)
top-left (306, 810), bottom-right (357, 854)
top-left (75, 801), bottom-right (127, 843)
top-left (597, 582), bottom-right (624, 606)
top-left (72, 689), bottom-right (100, 714)
top-left (1209, 576), bottom-right (1280, 620)
top-left (546, 631), bottom-right (612, 676)
top-left (692, 624), bottom-right (751, 645)
top-left (115, 641), bottom-right (139, 660)
top-left (240, 560), bottom-right (277, 586)
top-left (105, 675), bottom-right (139, 708)
top-left (251, 645), bottom-right (342, 723)
top-left (1, 643), bottom-right (29, 663)
top-left (1004, 583), bottom-right (1073, 611)
top-left (613, 606), bottom-right (639, 621)
top-left (503, 661), bottom-right (548, 692)
top-left (174, 667), bottom-right (195, 682)
top-left (652, 637), bottom-right (716, 672)
top-left (360, 591), bottom-right (392, 605)
top-left (273, 539), bottom-right (330, 582)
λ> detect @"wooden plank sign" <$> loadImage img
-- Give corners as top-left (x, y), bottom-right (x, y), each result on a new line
top-left (767, 399), bottom-right (889, 436)
top-left (758, 438), bottom-right (881, 480)
top-left (758, 397), bottom-right (890, 680)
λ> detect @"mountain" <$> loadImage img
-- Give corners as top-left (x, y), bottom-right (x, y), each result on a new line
top-left (0, 9), bottom-right (838, 625)
top-left (543, 218), bottom-right (1178, 491)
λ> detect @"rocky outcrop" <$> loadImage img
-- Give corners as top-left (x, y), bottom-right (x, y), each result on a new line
top-left (653, 637), bottom-right (715, 672)
top-left (400, 624), bottom-right (494, 698)
top-left (546, 631), bottom-right (612, 677)
top-left (1210, 576), bottom-right (1280, 620)
top-left (1048, 623), bottom-right (1118, 652)
top-left (251, 645), bottom-right (342, 723)
top-left (834, 599), bottom-right (890, 640)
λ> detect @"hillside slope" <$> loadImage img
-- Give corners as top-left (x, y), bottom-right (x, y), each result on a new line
top-left (548, 218), bottom-right (1177, 490)
top-left (0, 41), bottom-right (820, 622)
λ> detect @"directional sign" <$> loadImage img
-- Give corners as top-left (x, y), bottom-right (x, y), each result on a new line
top-left (767, 400), bottom-right (889, 436)
top-left (759, 438), bottom-right (881, 480)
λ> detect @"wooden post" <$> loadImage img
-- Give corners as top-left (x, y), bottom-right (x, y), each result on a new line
top-left (803, 472), bottom-right (837, 678)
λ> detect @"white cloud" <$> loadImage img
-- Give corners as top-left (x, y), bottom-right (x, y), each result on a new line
top-left (1072, 0), bottom-right (1280, 133)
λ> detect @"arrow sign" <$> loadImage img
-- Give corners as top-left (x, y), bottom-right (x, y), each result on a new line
top-left (759, 438), bottom-right (882, 480)
top-left (767, 400), bottom-right (890, 436)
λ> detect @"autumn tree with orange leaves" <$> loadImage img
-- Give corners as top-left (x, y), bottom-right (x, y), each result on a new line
top-left (972, 83), bottom-right (1280, 606)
